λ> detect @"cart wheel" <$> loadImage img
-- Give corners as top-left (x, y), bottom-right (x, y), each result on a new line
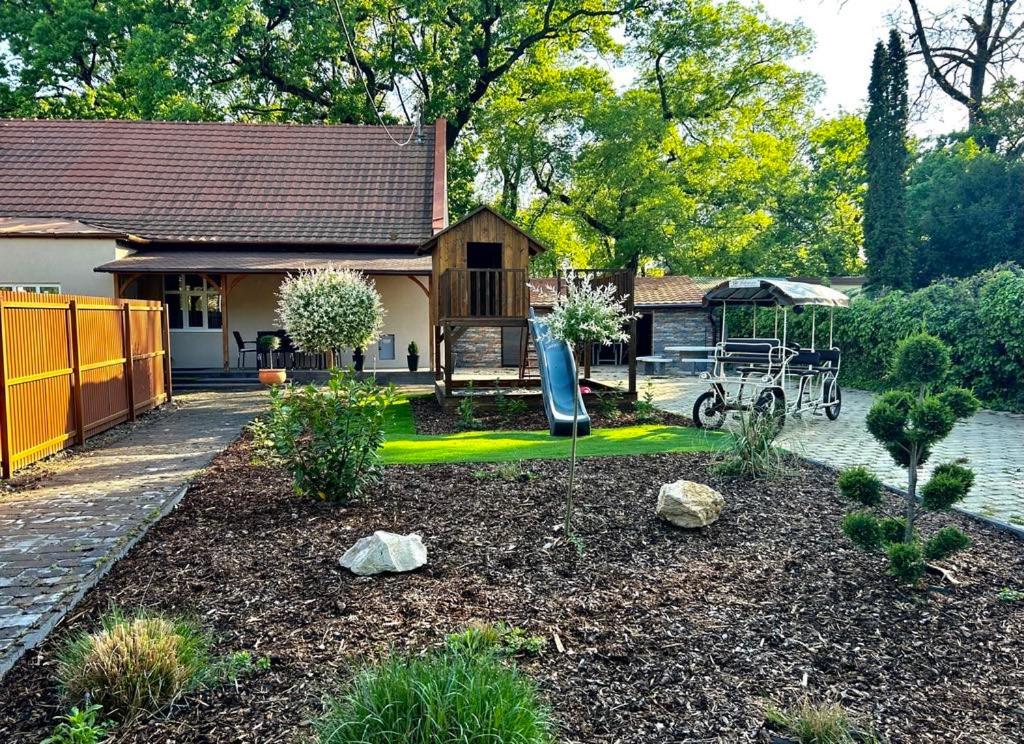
top-left (693, 390), bottom-right (726, 430)
top-left (753, 388), bottom-right (786, 436)
top-left (824, 379), bottom-right (842, 420)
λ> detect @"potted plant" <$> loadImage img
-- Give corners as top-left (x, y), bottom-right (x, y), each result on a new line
top-left (353, 347), bottom-right (365, 372)
top-left (407, 340), bottom-right (419, 372)
top-left (257, 335), bottom-right (286, 385)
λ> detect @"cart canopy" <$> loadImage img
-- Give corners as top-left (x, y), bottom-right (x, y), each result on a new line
top-left (702, 278), bottom-right (850, 308)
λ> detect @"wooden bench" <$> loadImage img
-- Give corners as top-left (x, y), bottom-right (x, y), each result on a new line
top-left (637, 356), bottom-right (674, 375)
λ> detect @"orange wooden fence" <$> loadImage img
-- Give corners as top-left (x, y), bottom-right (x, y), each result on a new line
top-left (0, 291), bottom-right (172, 477)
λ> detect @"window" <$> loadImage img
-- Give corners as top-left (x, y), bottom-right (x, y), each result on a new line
top-left (378, 334), bottom-right (396, 360)
top-left (163, 274), bottom-right (222, 330)
top-left (0, 283), bottom-right (61, 294)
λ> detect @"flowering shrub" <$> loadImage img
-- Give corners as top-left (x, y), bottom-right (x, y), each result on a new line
top-left (260, 369), bottom-right (397, 501)
top-left (276, 268), bottom-right (384, 353)
top-left (542, 265), bottom-right (638, 542)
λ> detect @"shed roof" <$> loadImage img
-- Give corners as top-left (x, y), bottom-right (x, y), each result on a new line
top-left (95, 250), bottom-right (431, 275)
top-left (530, 275), bottom-right (716, 308)
top-left (418, 205), bottom-right (547, 255)
top-left (0, 119), bottom-right (439, 246)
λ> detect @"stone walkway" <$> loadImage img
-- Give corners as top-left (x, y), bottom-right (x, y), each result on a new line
top-left (615, 372), bottom-right (1024, 530)
top-left (0, 390), bottom-right (265, 678)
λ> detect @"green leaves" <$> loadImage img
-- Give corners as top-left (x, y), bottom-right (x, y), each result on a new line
top-left (923, 526), bottom-right (971, 562)
top-left (920, 462), bottom-right (975, 511)
top-left (892, 332), bottom-right (950, 387)
top-left (837, 467), bottom-right (884, 507)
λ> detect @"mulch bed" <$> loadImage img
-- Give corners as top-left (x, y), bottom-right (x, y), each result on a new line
top-left (409, 394), bottom-right (690, 434)
top-left (1, 442), bottom-right (1022, 743)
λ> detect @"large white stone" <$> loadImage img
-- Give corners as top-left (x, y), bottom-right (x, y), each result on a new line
top-left (656, 480), bottom-right (725, 528)
top-left (339, 531), bottom-right (428, 576)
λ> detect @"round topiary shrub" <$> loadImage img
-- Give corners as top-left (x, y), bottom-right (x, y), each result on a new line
top-left (56, 609), bottom-right (211, 721)
top-left (276, 268), bottom-right (384, 354)
top-left (837, 466), bottom-right (884, 507)
top-left (316, 647), bottom-right (553, 743)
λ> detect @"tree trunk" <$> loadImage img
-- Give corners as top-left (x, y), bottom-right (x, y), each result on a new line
top-left (906, 442), bottom-right (918, 543)
top-left (565, 352), bottom-right (580, 539)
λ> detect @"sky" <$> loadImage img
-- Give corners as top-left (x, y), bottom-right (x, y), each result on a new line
top-left (758, 0), bottom-right (965, 135)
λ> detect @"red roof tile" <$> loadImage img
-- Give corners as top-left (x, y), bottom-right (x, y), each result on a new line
top-left (530, 275), bottom-right (718, 308)
top-left (0, 119), bottom-right (437, 246)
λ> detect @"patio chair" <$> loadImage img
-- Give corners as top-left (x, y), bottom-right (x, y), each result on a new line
top-left (233, 331), bottom-right (258, 368)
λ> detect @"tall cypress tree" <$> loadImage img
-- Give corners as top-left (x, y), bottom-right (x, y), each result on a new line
top-left (864, 30), bottom-right (911, 290)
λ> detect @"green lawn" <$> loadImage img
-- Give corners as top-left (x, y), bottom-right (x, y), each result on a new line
top-left (382, 397), bottom-right (728, 465)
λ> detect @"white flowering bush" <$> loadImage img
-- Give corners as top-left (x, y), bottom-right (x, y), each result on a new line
top-left (542, 265), bottom-right (638, 544)
top-left (276, 268), bottom-right (384, 353)
top-left (544, 268), bottom-right (634, 349)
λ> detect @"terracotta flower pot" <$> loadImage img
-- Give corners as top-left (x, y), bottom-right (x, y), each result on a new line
top-left (259, 368), bottom-right (287, 385)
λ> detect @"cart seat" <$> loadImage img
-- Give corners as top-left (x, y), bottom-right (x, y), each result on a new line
top-left (812, 347), bottom-right (841, 371)
top-left (716, 338), bottom-right (783, 366)
top-left (788, 348), bottom-right (821, 376)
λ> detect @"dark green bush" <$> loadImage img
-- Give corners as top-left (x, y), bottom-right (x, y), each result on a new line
top-left (837, 467), bottom-right (883, 507)
top-left (841, 512), bottom-right (882, 551)
top-left (316, 648), bottom-right (553, 744)
top-left (923, 526), bottom-right (971, 561)
top-left (893, 333), bottom-right (950, 386)
top-left (262, 368), bottom-right (396, 501)
top-left (879, 516), bottom-right (909, 545)
top-left (920, 462), bottom-right (975, 511)
top-left (885, 541), bottom-right (925, 583)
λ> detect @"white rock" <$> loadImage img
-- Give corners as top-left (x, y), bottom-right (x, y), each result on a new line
top-left (656, 480), bottom-right (724, 528)
top-left (339, 531), bottom-right (427, 576)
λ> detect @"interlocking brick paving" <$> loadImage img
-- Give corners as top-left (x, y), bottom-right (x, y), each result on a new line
top-left (611, 371), bottom-right (1024, 531)
top-left (0, 390), bottom-right (265, 678)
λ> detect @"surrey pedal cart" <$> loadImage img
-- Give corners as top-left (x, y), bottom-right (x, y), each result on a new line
top-left (692, 278), bottom-right (850, 431)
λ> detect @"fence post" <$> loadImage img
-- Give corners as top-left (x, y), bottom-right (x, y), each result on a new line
top-left (0, 299), bottom-right (11, 478)
top-left (122, 301), bottom-right (136, 421)
top-left (69, 300), bottom-right (86, 445)
top-left (162, 303), bottom-right (173, 403)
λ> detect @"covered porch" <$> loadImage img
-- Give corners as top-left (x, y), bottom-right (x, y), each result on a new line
top-left (96, 250), bottom-right (433, 371)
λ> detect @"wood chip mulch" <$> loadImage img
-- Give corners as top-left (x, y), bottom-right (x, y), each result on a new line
top-left (0, 442), bottom-right (1022, 743)
top-left (409, 394), bottom-right (690, 434)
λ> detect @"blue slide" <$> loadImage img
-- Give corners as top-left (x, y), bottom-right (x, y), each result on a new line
top-left (528, 309), bottom-right (591, 437)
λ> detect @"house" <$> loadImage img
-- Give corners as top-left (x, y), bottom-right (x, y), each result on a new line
top-left (0, 117), bottom-right (723, 375)
top-left (0, 118), bottom-right (446, 371)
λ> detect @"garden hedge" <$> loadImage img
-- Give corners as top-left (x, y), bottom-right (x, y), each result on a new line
top-left (731, 264), bottom-right (1024, 412)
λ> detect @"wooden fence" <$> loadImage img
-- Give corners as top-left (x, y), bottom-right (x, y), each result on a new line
top-left (0, 291), bottom-right (172, 477)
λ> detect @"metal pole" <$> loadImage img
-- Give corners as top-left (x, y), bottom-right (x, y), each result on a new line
top-left (811, 308), bottom-right (817, 351)
top-left (829, 309), bottom-right (834, 347)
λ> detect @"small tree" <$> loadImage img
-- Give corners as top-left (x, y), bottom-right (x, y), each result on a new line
top-left (839, 332), bottom-right (979, 583)
top-left (276, 268), bottom-right (384, 362)
top-left (543, 267), bottom-right (636, 542)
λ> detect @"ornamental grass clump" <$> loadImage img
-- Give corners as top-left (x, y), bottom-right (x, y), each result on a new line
top-left (55, 609), bottom-right (211, 723)
top-left (316, 647), bottom-right (553, 744)
top-left (838, 332), bottom-right (979, 583)
top-left (543, 265), bottom-right (637, 541)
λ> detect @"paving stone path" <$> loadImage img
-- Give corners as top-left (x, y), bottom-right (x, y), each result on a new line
top-left (0, 390), bottom-right (265, 678)
top-left (617, 373), bottom-right (1024, 530)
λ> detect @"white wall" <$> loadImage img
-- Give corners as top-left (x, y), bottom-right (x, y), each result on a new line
top-left (216, 272), bottom-right (432, 371)
top-left (0, 237), bottom-right (120, 297)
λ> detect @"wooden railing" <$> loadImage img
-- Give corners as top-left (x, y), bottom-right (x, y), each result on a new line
top-left (439, 268), bottom-right (529, 320)
top-left (0, 291), bottom-right (171, 477)
top-left (555, 269), bottom-right (636, 313)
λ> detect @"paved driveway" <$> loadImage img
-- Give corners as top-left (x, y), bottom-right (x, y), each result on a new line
top-left (593, 370), bottom-right (1024, 529)
top-left (0, 390), bottom-right (266, 678)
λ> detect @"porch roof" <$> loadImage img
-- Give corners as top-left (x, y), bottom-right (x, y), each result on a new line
top-left (95, 250), bottom-right (432, 275)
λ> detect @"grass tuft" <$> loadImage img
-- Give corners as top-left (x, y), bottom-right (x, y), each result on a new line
top-left (765, 699), bottom-right (875, 743)
top-left (316, 647), bottom-right (553, 743)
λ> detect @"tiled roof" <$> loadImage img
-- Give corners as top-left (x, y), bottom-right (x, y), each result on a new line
top-left (0, 217), bottom-right (127, 238)
top-left (96, 250), bottom-right (431, 275)
top-left (530, 275), bottom-right (717, 308)
top-left (0, 119), bottom-right (437, 245)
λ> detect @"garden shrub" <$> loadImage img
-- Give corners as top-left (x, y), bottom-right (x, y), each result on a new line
top-left (276, 268), bottom-right (384, 356)
top-left (41, 704), bottom-right (112, 744)
top-left (456, 383), bottom-right (479, 430)
top-left (594, 389), bottom-right (622, 419)
top-left (445, 622), bottom-right (547, 659)
top-left (262, 368), bottom-right (396, 501)
top-left (494, 383), bottom-right (528, 424)
top-left (841, 511), bottom-right (882, 551)
top-left (837, 466), bottom-right (883, 507)
top-left (633, 379), bottom-right (658, 423)
top-left (316, 647), bottom-right (553, 744)
top-left (838, 333), bottom-right (978, 584)
top-left (56, 610), bottom-right (211, 722)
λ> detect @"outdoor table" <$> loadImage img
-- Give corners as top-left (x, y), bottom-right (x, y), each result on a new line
top-left (664, 345), bottom-right (716, 375)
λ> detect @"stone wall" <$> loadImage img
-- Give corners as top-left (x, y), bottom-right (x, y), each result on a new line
top-left (454, 327), bottom-right (503, 369)
top-left (651, 307), bottom-right (714, 356)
